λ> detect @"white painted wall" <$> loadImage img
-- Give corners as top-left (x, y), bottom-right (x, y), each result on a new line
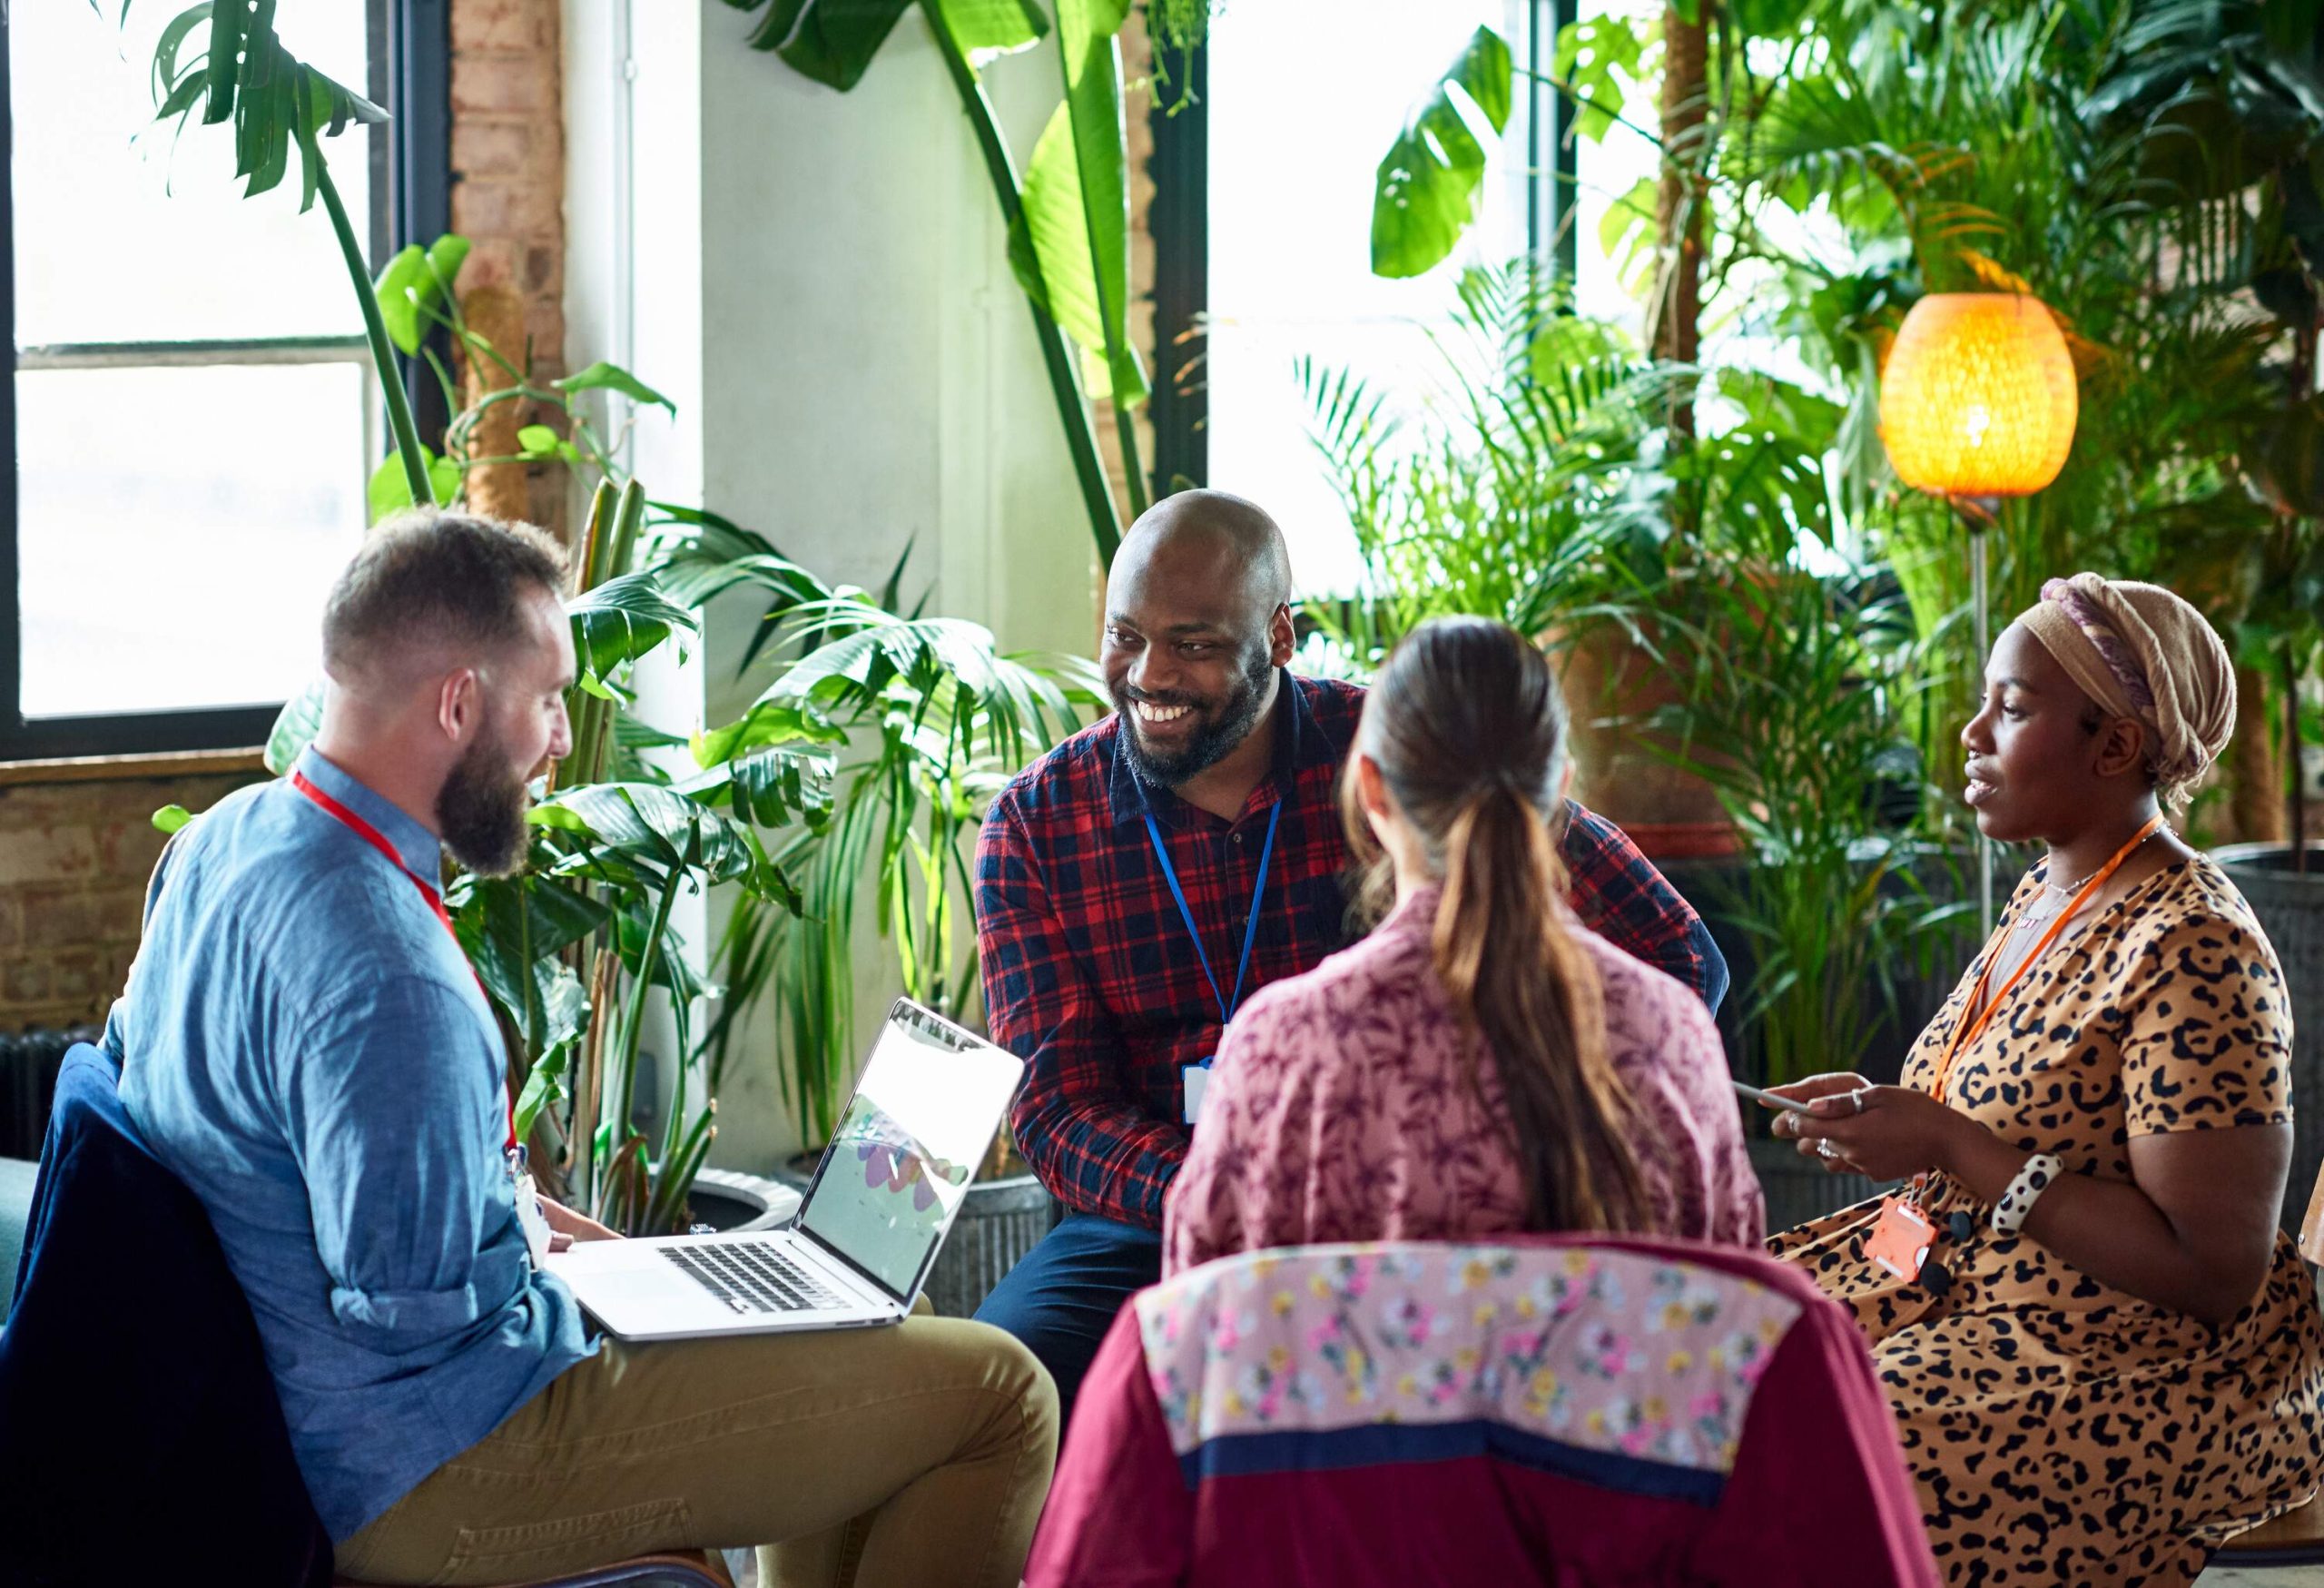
top-left (564, 0), bottom-right (1104, 1171)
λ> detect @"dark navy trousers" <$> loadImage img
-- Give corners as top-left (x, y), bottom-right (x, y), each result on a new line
top-left (972, 1211), bottom-right (1162, 1425)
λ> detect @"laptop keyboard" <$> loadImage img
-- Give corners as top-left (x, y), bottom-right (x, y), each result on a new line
top-left (661, 1240), bottom-right (846, 1316)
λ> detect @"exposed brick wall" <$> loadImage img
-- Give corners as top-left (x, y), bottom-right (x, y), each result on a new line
top-left (450, 0), bottom-right (565, 371)
top-left (0, 772), bottom-right (262, 1031)
top-left (449, 0), bottom-right (567, 533)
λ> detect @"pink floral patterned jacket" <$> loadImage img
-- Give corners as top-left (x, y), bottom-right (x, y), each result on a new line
top-left (1164, 888), bottom-right (1763, 1276)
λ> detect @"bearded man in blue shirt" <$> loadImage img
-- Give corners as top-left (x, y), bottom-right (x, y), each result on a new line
top-left (108, 512), bottom-right (1055, 1587)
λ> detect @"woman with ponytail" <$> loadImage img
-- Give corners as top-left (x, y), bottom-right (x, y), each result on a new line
top-left (1163, 616), bottom-right (1759, 1276)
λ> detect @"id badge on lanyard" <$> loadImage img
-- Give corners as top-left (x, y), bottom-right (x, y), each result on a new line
top-left (1145, 802), bottom-right (1281, 1127)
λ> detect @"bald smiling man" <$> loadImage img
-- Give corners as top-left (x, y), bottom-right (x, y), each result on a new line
top-left (970, 490), bottom-right (1728, 1414)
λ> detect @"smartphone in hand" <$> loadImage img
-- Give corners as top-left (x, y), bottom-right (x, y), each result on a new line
top-left (1733, 1079), bottom-right (1816, 1115)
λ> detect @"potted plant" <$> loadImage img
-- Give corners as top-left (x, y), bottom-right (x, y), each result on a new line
top-left (650, 510), bottom-right (1103, 1308)
top-left (1650, 565), bottom-right (1974, 1232)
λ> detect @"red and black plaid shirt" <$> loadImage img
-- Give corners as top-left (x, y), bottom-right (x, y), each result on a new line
top-left (977, 673), bottom-right (1724, 1228)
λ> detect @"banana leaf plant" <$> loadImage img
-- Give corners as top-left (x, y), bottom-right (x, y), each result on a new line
top-left (123, 0), bottom-right (434, 509)
top-left (720, 0), bottom-right (1211, 565)
top-left (651, 508), bottom-right (1102, 1148)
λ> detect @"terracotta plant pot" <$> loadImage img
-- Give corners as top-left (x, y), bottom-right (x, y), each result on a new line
top-left (1557, 617), bottom-right (1738, 860)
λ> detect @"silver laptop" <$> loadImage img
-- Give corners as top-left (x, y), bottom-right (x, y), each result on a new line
top-left (545, 998), bottom-right (1024, 1340)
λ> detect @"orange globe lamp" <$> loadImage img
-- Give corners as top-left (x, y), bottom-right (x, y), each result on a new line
top-left (1878, 292), bottom-right (2080, 928)
top-left (1879, 293), bottom-right (2079, 501)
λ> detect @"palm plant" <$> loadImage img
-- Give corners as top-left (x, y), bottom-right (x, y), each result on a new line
top-left (1295, 260), bottom-right (1679, 666)
top-left (1650, 569), bottom-right (1972, 1085)
top-left (651, 511), bottom-right (1103, 1148)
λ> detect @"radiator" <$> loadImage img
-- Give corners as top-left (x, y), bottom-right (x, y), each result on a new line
top-left (0, 1026), bottom-right (95, 1160)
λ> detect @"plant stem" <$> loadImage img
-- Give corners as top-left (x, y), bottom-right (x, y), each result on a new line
top-left (320, 163), bottom-right (432, 507)
top-left (609, 861), bottom-right (687, 1169)
top-left (924, 0), bottom-right (1124, 566)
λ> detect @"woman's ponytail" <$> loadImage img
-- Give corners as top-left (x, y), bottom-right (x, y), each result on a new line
top-left (1344, 620), bottom-right (1651, 1234)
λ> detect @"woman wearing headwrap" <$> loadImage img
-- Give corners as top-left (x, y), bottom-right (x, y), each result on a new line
top-left (1762, 575), bottom-right (2324, 1585)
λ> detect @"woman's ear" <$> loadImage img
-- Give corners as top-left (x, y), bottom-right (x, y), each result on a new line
top-left (2092, 716), bottom-right (2150, 781)
top-left (1354, 752), bottom-right (1391, 819)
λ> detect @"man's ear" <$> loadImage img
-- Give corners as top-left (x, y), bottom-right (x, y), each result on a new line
top-left (437, 666), bottom-right (483, 743)
top-left (2093, 715), bottom-right (2150, 781)
top-left (1268, 602), bottom-right (1296, 668)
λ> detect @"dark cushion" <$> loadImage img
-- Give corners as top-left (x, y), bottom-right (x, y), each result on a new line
top-left (0, 1046), bottom-right (330, 1587)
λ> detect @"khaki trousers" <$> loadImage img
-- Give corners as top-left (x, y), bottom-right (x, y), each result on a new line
top-left (334, 1311), bottom-right (1057, 1588)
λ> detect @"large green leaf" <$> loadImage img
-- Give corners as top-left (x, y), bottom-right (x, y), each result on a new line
top-left (369, 445), bottom-right (464, 524)
top-left (542, 783), bottom-right (786, 901)
top-left (929, 0), bottom-right (1049, 63)
top-left (556, 360), bottom-right (677, 415)
top-left (138, 0), bottom-right (385, 211)
top-left (726, 0), bottom-right (914, 91)
top-left (1009, 105), bottom-right (1150, 407)
top-left (1552, 16), bottom-right (1644, 143)
top-left (452, 871), bottom-right (613, 1029)
top-left (1372, 25), bottom-right (1514, 279)
top-left (374, 235), bottom-right (471, 356)
top-left (568, 571), bottom-right (697, 686)
top-left (678, 740), bottom-right (840, 831)
top-left (693, 699), bottom-right (850, 767)
top-left (1052, 0), bottom-right (1145, 409)
top-left (265, 679), bottom-right (327, 775)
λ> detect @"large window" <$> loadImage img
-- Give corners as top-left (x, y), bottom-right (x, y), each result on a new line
top-left (1157, 2), bottom-right (1660, 595)
top-left (1, 3), bottom-right (445, 760)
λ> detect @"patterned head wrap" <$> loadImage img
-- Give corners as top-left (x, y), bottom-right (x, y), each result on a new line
top-left (2013, 574), bottom-right (2236, 811)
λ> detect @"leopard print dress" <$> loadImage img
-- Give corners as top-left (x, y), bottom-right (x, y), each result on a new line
top-left (1769, 853), bottom-right (2324, 1585)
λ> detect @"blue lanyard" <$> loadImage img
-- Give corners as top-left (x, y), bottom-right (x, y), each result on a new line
top-left (1142, 801), bottom-right (1282, 1025)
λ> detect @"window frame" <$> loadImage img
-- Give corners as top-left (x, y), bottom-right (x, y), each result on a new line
top-left (0, 0), bottom-right (451, 763)
top-left (1146, 0), bottom-right (1581, 503)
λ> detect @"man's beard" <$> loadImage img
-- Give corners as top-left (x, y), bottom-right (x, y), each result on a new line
top-left (436, 725), bottom-right (531, 878)
top-left (1114, 643), bottom-right (1275, 787)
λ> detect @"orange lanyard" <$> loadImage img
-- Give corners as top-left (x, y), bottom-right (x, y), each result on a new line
top-left (1930, 814), bottom-right (2163, 1106)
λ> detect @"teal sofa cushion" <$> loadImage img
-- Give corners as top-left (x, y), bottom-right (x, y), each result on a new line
top-left (0, 1157), bottom-right (38, 1321)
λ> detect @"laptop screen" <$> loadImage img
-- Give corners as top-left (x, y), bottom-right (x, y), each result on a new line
top-left (797, 1001), bottom-right (1025, 1298)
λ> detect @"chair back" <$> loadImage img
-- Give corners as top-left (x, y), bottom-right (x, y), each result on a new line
top-left (1031, 1234), bottom-right (1937, 1586)
top-left (0, 1045), bottom-right (330, 1587)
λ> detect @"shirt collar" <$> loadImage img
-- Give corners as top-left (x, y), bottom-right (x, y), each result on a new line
top-left (294, 745), bottom-right (445, 883)
top-left (1106, 669), bottom-right (1324, 828)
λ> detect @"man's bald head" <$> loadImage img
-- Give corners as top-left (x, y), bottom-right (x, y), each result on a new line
top-left (1112, 489), bottom-right (1293, 621)
top-left (1101, 490), bottom-right (1297, 787)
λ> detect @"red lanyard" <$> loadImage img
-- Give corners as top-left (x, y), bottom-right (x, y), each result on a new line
top-left (1931, 814), bottom-right (2164, 1105)
top-left (291, 771), bottom-right (517, 1150)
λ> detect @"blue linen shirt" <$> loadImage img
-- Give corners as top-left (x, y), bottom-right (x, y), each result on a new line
top-left (104, 746), bottom-right (594, 1541)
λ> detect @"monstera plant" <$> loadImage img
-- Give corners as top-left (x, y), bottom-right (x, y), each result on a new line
top-left (125, 1), bottom-right (433, 508)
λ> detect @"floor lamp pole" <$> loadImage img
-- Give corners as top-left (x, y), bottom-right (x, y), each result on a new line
top-left (1963, 500), bottom-right (1997, 932)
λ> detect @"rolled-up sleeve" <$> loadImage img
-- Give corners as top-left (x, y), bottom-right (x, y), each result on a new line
top-left (283, 974), bottom-right (520, 1351)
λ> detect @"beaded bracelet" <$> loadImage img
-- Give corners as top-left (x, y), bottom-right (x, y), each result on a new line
top-left (1991, 1152), bottom-right (2064, 1236)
